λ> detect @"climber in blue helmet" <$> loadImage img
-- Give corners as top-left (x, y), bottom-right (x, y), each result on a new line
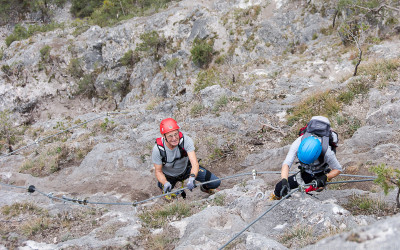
top-left (270, 116), bottom-right (343, 200)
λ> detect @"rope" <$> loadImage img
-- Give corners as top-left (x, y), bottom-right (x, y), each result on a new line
top-left (0, 172), bottom-right (377, 207)
top-left (0, 111), bottom-right (131, 159)
top-left (0, 183), bottom-right (84, 206)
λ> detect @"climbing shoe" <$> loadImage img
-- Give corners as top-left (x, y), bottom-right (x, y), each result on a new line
top-left (269, 193), bottom-right (281, 201)
top-left (200, 185), bottom-right (218, 195)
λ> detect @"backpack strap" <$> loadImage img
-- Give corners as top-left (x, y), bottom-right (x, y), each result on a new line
top-left (156, 137), bottom-right (167, 165)
top-left (155, 132), bottom-right (187, 165)
top-left (177, 132), bottom-right (188, 158)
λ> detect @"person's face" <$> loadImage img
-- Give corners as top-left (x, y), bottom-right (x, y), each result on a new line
top-left (164, 130), bottom-right (179, 146)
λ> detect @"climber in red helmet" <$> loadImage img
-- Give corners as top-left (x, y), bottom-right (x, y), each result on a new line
top-left (152, 118), bottom-right (221, 199)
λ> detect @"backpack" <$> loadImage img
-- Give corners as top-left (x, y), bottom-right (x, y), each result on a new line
top-left (298, 119), bottom-right (339, 163)
top-left (155, 132), bottom-right (187, 165)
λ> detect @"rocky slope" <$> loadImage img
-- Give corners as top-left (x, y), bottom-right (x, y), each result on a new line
top-left (1, 0), bottom-right (400, 249)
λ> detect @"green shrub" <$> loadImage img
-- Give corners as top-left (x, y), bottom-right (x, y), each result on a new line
top-left (104, 79), bottom-right (130, 97)
top-left (38, 45), bottom-right (51, 71)
top-left (68, 58), bottom-right (84, 78)
top-left (213, 95), bottom-right (228, 112)
top-left (371, 164), bottom-right (400, 208)
top-left (1, 64), bottom-right (11, 75)
top-left (135, 30), bottom-right (166, 60)
top-left (5, 22), bottom-right (64, 47)
top-left (40, 45), bottom-right (51, 62)
top-left (76, 74), bottom-right (96, 97)
top-left (312, 33), bottom-right (318, 40)
top-left (71, 0), bottom-right (103, 18)
top-left (190, 38), bottom-right (214, 68)
top-left (165, 58), bottom-right (180, 74)
top-left (120, 49), bottom-right (140, 66)
top-left (0, 46), bottom-right (4, 60)
top-left (71, 19), bottom-right (90, 36)
top-left (0, 109), bottom-right (16, 152)
top-left (215, 55), bottom-right (225, 64)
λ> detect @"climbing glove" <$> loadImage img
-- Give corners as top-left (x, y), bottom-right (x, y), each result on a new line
top-left (163, 181), bottom-right (172, 193)
top-left (187, 176), bottom-right (196, 191)
top-left (315, 174), bottom-right (328, 188)
top-left (280, 178), bottom-right (290, 197)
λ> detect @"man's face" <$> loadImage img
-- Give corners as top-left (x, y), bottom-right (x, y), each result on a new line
top-left (164, 130), bottom-right (179, 146)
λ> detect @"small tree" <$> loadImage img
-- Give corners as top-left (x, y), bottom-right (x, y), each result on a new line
top-left (190, 38), bottom-right (214, 68)
top-left (334, 1), bottom-right (400, 76)
top-left (371, 164), bottom-right (400, 208)
top-left (135, 30), bottom-right (166, 60)
top-left (0, 110), bottom-right (16, 153)
top-left (120, 49), bottom-right (140, 66)
top-left (165, 58), bottom-right (180, 76)
top-left (339, 21), bottom-right (369, 76)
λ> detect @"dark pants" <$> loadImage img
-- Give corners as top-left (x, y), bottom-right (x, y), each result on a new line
top-left (158, 165), bottom-right (221, 191)
top-left (274, 171), bottom-right (326, 197)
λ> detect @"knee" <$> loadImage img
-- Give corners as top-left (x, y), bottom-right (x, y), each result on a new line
top-left (207, 178), bottom-right (221, 189)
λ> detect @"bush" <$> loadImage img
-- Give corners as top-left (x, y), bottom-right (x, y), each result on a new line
top-left (135, 30), bottom-right (166, 60)
top-left (38, 45), bottom-right (51, 71)
top-left (164, 58), bottom-right (180, 74)
top-left (5, 22), bottom-right (64, 47)
top-left (0, 110), bottom-right (16, 152)
top-left (120, 50), bottom-right (140, 66)
top-left (371, 164), bottom-right (400, 208)
top-left (75, 74), bottom-right (96, 97)
top-left (190, 38), bottom-right (214, 68)
top-left (71, 0), bottom-right (103, 18)
top-left (68, 58), bottom-right (84, 78)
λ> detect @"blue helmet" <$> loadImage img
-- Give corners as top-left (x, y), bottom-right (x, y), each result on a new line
top-left (297, 136), bottom-right (322, 164)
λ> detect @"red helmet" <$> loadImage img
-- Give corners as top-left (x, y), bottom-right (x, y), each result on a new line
top-left (160, 118), bottom-right (180, 134)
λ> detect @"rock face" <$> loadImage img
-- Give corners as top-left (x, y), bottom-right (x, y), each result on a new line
top-left (302, 214), bottom-right (400, 250)
top-left (1, 0), bottom-right (400, 249)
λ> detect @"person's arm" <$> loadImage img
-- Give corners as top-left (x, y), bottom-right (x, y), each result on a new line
top-left (327, 169), bottom-right (341, 180)
top-left (281, 137), bottom-right (301, 179)
top-left (187, 151), bottom-right (199, 177)
top-left (281, 164), bottom-right (290, 180)
top-left (154, 163), bottom-right (168, 185)
top-left (324, 149), bottom-right (342, 181)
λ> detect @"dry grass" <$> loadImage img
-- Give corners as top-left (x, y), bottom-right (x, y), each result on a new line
top-left (279, 224), bottom-right (314, 248)
top-left (138, 201), bottom-right (193, 228)
top-left (342, 193), bottom-right (395, 216)
top-left (0, 203), bottom-right (106, 248)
